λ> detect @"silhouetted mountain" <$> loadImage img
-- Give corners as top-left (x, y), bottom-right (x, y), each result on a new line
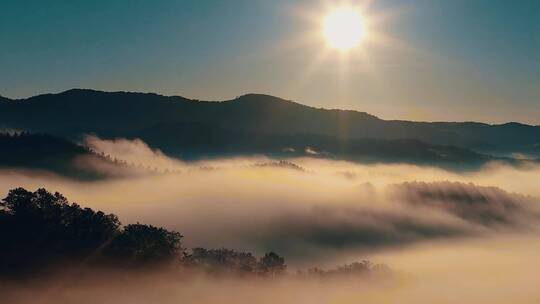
top-left (1, 89), bottom-right (538, 162)
top-left (0, 132), bottom-right (123, 179)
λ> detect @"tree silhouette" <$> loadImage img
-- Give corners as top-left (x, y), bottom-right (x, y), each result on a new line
top-left (0, 188), bottom-right (184, 274)
top-left (104, 223), bottom-right (183, 267)
top-left (258, 252), bottom-right (286, 276)
top-left (301, 261), bottom-right (390, 278)
top-left (182, 248), bottom-right (258, 274)
top-left (0, 188), bottom-right (120, 274)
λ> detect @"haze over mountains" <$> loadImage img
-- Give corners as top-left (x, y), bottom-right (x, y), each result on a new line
top-left (1, 89), bottom-right (539, 170)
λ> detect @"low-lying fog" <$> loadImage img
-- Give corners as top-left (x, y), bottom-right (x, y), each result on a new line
top-left (1, 136), bottom-right (539, 303)
top-left (3, 236), bottom-right (539, 304)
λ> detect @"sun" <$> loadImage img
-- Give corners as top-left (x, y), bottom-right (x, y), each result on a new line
top-left (323, 8), bottom-right (366, 50)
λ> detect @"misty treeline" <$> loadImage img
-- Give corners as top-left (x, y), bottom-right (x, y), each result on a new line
top-left (0, 132), bottom-right (182, 177)
top-left (0, 132), bottom-right (118, 179)
top-left (0, 188), bottom-right (389, 279)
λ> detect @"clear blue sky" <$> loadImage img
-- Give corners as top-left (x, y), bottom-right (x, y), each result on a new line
top-left (1, 0), bottom-right (539, 124)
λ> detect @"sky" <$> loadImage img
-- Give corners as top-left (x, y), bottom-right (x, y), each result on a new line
top-left (1, 0), bottom-right (539, 124)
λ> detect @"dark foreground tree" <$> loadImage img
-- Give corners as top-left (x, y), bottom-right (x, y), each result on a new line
top-left (0, 188), bottom-right (288, 277)
top-left (0, 188), bottom-right (183, 274)
top-left (0, 188), bottom-right (120, 274)
top-left (181, 248), bottom-right (287, 276)
top-left (182, 248), bottom-right (258, 274)
top-left (103, 223), bottom-right (183, 267)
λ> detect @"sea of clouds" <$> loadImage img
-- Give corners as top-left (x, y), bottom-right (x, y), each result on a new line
top-left (1, 135), bottom-right (539, 303)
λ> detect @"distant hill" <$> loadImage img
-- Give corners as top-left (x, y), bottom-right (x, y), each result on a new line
top-left (0, 132), bottom-right (126, 179)
top-left (1, 89), bottom-right (538, 163)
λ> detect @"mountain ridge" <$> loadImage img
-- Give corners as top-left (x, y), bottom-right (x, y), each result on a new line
top-left (2, 89), bottom-right (537, 126)
top-left (1, 89), bottom-right (539, 158)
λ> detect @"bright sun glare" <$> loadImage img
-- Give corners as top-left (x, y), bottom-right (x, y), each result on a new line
top-left (323, 8), bottom-right (365, 50)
